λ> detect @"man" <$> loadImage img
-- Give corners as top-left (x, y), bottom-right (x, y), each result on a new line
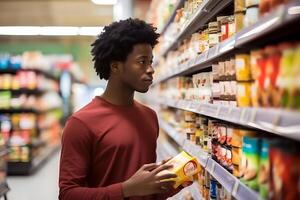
top-left (59, 18), bottom-right (182, 200)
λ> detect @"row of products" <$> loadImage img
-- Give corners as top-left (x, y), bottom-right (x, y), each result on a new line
top-left (197, 165), bottom-right (232, 200)
top-left (0, 71), bottom-right (59, 91)
top-left (156, 42), bottom-right (300, 110)
top-left (161, 108), bottom-right (300, 199)
top-left (154, 0), bottom-right (289, 62)
top-left (0, 112), bottom-right (62, 162)
top-left (0, 91), bottom-right (62, 111)
top-left (0, 51), bottom-right (71, 72)
top-left (235, 0), bottom-right (290, 16)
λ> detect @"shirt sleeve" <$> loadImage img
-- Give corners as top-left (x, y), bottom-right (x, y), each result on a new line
top-left (59, 117), bottom-right (124, 200)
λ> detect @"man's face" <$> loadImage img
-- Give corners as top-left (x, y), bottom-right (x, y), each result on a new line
top-left (120, 43), bottom-right (154, 93)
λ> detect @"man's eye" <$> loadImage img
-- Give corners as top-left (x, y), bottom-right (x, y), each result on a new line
top-left (139, 60), bottom-right (146, 65)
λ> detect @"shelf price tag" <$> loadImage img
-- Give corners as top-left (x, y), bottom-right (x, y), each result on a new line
top-left (240, 109), bottom-right (246, 122)
top-left (232, 180), bottom-right (239, 197)
top-left (250, 109), bottom-right (257, 123)
top-left (272, 112), bottom-right (282, 127)
top-left (211, 162), bottom-right (216, 173)
top-left (204, 50), bottom-right (209, 60)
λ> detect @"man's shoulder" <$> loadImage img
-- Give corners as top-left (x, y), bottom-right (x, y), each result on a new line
top-left (135, 101), bottom-right (157, 118)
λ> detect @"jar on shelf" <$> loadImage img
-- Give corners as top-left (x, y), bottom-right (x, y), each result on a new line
top-left (235, 0), bottom-right (246, 12)
top-left (234, 11), bottom-right (245, 33)
top-left (244, 6), bottom-right (259, 27)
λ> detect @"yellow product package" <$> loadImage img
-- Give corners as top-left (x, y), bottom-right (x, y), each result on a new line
top-left (158, 151), bottom-right (201, 188)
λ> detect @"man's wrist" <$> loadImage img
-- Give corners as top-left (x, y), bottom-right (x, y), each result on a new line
top-left (122, 180), bottom-right (134, 198)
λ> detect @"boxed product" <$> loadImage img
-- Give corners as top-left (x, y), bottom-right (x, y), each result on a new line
top-left (158, 151), bottom-right (201, 188)
top-left (235, 54), bottom-right (251, 81)
top-left (237, 82), bottom-right (252, 107)
top-left (258, 139), bottom-right (270, 199)
top-left (232, 146), bottom-right (242, 165)
top-left (240, 136), bottom-right (261, 190)
top-left (269, 140), bottom-right (300, 200)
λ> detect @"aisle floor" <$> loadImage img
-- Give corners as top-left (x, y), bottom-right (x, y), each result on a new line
top-left (7, 150), bottom-right (61, 200)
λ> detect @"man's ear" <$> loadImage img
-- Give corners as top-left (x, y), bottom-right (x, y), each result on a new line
top-left (110, 61), bottom-right (121, 75)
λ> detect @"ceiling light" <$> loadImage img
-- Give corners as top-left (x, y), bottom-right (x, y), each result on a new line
top-left (91, 0), bottom-right (117, 5)
top-left (40, 26), bottom-right (79, 36)
top-left (79, 27), bottom-right (103, 36)
top-left (0, 26), bottom-right (103, 36)
top-left (0, 26), bottom-right (40, 35)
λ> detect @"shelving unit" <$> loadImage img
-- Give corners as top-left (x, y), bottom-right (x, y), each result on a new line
top-left (149, 0), bottom-right (300, 199)
top-left (159, 0), bottom-right (185, 35)
top-left (154, 0), bottom-right (300, 83)
top-left (156, 98), bottom-right (300, 141)
top-left (0, 64), bottom-right (63, 176)
top-left (160, 0), bottom-right (233, 58)
top-left (0, 68), bottom-right (60, 82)
top-left (159, 119), bottom-right (261, 200)
top-left (7, 143), bottom-right (60, 175)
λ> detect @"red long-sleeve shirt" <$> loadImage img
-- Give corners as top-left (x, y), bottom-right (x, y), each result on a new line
top-left (59, 97), bottom-right (176, 200)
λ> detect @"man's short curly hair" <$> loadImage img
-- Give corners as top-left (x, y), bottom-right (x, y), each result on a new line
top-left (91, 18), bottom-right (160, 80)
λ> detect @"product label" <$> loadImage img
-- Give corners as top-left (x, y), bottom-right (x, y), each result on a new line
top-left (236, 58), bottom-right (245, 71)
top-left (183, 161), bottom-right (198, 176)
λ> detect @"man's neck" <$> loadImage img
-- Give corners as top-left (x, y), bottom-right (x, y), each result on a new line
top-left (101, 79), bottom-right (134, 106)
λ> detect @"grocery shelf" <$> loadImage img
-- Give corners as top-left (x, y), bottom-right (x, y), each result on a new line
top-left (155, 1), bottom-right (300, 83)
top-left (0, 107), bottom-right (62, 114)
top-left (0, 182), bottom-right (9, 198)
top-left (159, 119), bottom-right (186, 147)
top-left (7, 143), bottom-right (60, 175)
top-left (159, 119), bottom-right (261, 200)
top-left (0, 68), bottom-right (60, 82)
top-left (160, 0), bottom-right (232, 58)
top-left (157, 98), bottom-right (300, 141)
top-left (235, 1), bottom-right (300, 48)
top-left (0, 88), bottom-right (45, 95)
top-left (0, 108), bottom-right (39, 114)
top-left (159, 0), bottom-right (185, 35)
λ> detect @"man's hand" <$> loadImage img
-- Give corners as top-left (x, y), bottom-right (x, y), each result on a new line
top-left (122, 163), bottom-right (177, 197)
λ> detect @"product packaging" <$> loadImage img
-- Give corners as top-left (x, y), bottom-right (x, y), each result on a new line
top-left (158, 151), bottom-right (201, 188)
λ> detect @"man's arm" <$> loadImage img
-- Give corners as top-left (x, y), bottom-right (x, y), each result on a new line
top-left (59, 117), bottom-right (178, 200)
top-left (59, 117), bottom-right (123, 200)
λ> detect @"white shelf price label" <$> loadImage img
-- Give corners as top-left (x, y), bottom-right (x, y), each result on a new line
top-left (250, 109), bottom-right (257, 123)
top-left (204, 50), bottom-right (209, 60)
top-left (240, 109), bottom-right (247, 122)
top-left (272, 112), bottom-right (282, 127)
top-left (211, 162), bottom-right (216, 173)
top-left (232, 180), bottom-right (239, 197)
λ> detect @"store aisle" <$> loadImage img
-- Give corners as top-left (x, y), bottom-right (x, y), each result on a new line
top-left (7, 150), bottom-right (61, 200)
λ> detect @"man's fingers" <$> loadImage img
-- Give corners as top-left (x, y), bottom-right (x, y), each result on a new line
top-left (161, 157), bottom-right (172, 164)
top-left (156, 172), bottom-right (177, 180)
top-left (142, 163), bottom-right (159, 171)
top-left (152, 164), bottom-right (173, 174)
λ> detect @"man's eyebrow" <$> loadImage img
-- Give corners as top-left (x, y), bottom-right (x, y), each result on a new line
top-left (136, 55), bottom-right (152, 59)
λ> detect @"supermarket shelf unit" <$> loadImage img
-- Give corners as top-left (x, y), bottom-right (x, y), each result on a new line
top-left (0, 68), bottom-right (60, 82)
top-left (7, 144), bottom-right (60, 175)
top-left (159, 119), bottom-right (261, 200)
top-left (155, 0), bottom-right (300, 83)
top-left (160, 0), bottom-right (233, 58)
top-left (156, 98), bottom-right (300, 141)
top-left (0, 67), bottom-right (62, 175)
top-left (159, 0), bottom-right (185, 35)
top-left (152, 1), bottom-right (300, 199)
